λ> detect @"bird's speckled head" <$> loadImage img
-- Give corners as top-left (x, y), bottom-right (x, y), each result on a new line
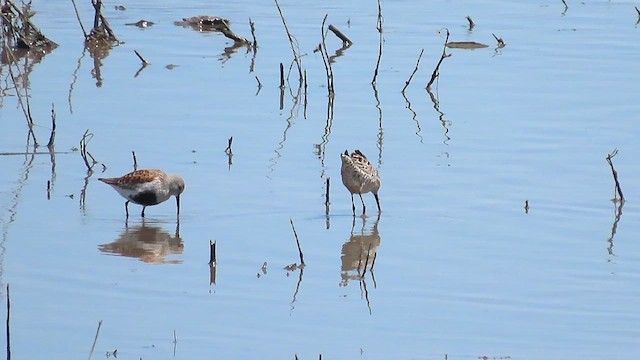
top-left (167, 174), bottom-right (186, 196)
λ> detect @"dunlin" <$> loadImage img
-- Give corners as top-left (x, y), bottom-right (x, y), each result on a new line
top-left (340, 150), bottom-right (381, 215)
top-left (99, 169), bottom-right (185, 218)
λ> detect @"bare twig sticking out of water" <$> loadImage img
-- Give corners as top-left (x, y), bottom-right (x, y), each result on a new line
top-left (209, 240), bottom-right (217, 265)
top-left (274, 0), bottom-right (303, 84)
top-left (209, 240), bottom-right (217, 285)
top-left (289, 218), bottom-right (305, 266)
top-left (134, 50), bottom-right (148, 65)
top-left (561, 0), bottom-right (569, 12)
top-left (131, 151), bottom-right (137, 171)
top-left (635, 7), bottom-right (640, 24)
top-left (402, 48), bottom-right (424, 93)
top-left (47, 104), bottom-right (57, 149)
top-left (225, 137), bottom-right (233, 168)
top-left (88, 320), bottom-right (103, 360)
top-left (606, 149), bottom-right (624, 202)
top-left (2, 43), bottom-right (37, 147)
top-left (426, 29), bottom-right (451, 91)
top-left (173, 330), bottom-right (177, 356)
top-left (328, 24), bottom-right (353, 46)
top-left (524, 200), bottom-right (530, 214)
top-left (303, 70), bottom-right (308, 119)
top-left (249, 17), bottom-right (258, 50)
top-left (47, 180), bottom-right (51, 199)
top-left (70, 0), bottom-right (88, 38)
top-left (319, 15), bottom-right (335, 95)
top-left (325, 177), bottom-right (331, 216)
top-left (279, 63), bottom-right (285, 110)
top-left (492, 33), bottom-right (506, 48)
top-left (79, 130), bottom-right (98, 171)
top-left (466, 16), bottom-right (475, 31)
top-left (607, 198), bottom-right (624, 256)
top-left (371, 0), bottom-right (384, 85)
top-left (5, 284), bottom-right (10, 360)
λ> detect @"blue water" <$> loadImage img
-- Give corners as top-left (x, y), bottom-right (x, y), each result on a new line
top-left (1, 0), bottom-right (639, 358)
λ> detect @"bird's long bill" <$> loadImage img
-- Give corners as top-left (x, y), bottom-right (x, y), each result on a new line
top-left (176, 195), bottom-right (181, 216)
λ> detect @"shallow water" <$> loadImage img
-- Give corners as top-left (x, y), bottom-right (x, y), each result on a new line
top-left (1, 0), bottom-right (640, 359)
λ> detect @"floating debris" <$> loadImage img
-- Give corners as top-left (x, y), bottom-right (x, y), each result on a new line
top-left (446, 41), bottom-right (489, 49)
top-left (174, 16), bottom-right (230, 32)
top-left (125, 20), bottom-right (154, 28)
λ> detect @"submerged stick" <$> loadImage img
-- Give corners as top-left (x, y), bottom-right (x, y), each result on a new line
top-left (402, 48), bottom-right (424, 93)
top-left (289, 218), bottom-right (305, 266)
top-left (606, 149), bottom-right (624, 202)
top-left (249, 17), bottom-right (258, 50)
top-left (70, 0), bottom-right (88, 37)
top-left (328, 24), bottom-right (352, 46)
top-left (426, 29), bottom-right (450, 91)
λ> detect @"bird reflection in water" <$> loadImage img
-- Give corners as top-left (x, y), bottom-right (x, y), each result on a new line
top-left (98, 222), bottom-right (183, 264)
top-left (340, 215), bottom-right (381, 314)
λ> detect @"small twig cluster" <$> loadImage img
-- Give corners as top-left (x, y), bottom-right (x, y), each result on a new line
top-left (79, 129), bottom-right (98, 171)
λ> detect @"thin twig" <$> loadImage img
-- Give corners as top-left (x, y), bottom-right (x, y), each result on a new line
top-left (466, 16), bottom-right (475, 30)
top-left (225, 137), bottom-right (233, 155)
top-left (2, 42), bottom-right (37, 147)
top-left (320, 15), bottom-right (335, 95)
top-left (371, 0), bottom-right (384, 85)
top-left (274, 0), bottom-right (303, 84)
top-left (279, 62), bottom-right (285, 89)
top-left (134, 50), bottom-right (148, 65)
top-left (492, 33), bottom-right (506, 48)
top-left (606, 149), bottom-right (624, 202)
top-left (70, 0), bottom-right (88, 38)
top-left (426, 29), bottom-right (450, 91)
top-left (5, 284), bottom-right (10, 360)
top-left (47, 103), bottom-right (57, 149)
top-left (131, 151), bottom-right (137, 171)
top-left (328, 24), bottom-right (352, 46)
top-left (80, 129), bottom-right (97, 170)
top-left (289, 218), bottom-right (305, 266)
top-left (209, 240), bottom-right (217, 265)
top-left (402, 48), bottom-right (424, 93)
top-left (88, 320), bottom-right (103, 360)
top-left (249, 17), bottom-right (258, 50)
top-left (325, 177), bottom-right (330, 215)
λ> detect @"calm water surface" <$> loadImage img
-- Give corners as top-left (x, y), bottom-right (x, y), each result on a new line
top-left (1, 0), bottom-right (639, 359)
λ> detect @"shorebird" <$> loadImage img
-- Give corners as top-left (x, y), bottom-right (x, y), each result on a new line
top-left (340, 150), bottom-right (381, 215)
top-left (99, 169), bottom-right (185, 219)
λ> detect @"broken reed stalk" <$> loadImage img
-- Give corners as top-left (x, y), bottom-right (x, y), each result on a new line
top-left (2, 42), bottom-right (37, 147)
top-left (492, 33), bottom-right (506, 48)
top-left (606, 149), bottom-right (624, 202)
top-left (131, 151), bottom-right (137, 171)
top-left (5, 284), bottom-right (10, 360)
top-left (88, 320), bottom-right (103, 360)
top-left (426, 29), bottom-right (450, 91)
top-left (328, 24), bottom-right (352, 46)
top-left (249, 17), bottom-right (258, 50)
top-left (279, 63), bottom-right (285, 89)
top-left (320, 14), bottom-right (335, 95)
top-left (561, 0), bottom-right (568, 10)
top-left (289, 218), bottom-right (305, 266)
top-left (134, 50), bottom-right (148, 65)
top-left (209, 240), bottom-right (217, 264)
top-left (274, 0), bottom-right (303, 84)
top-left (325, 177), bottom-right (330, 215)
top-left (255, 76), bottom-right (262, 89)
top-left (402, 48), bottom-right (424, 93)
top-left (371, 0), bottom-right (384, 85)
top-left (47, 103), bottom-right (57, 149)
top-left (466, 16), bottom-right (475, 30)
top-left (636, 6), bottom-right (640, 18)
top-left (79, 129), bottom-right (97, 170)
top-left (225, 137), bottom-right (233, 155)
top-left (70, 0), bottom-right (88, 38)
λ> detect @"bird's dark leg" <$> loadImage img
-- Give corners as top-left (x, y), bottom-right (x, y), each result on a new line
top-left (141, 206), bottom-right (146, 218)
top-left (176, 195), bottom-right (181, 217)
top-left (125, 201), bottom-right (130, 219)
top-left (351, 194), bottom-right (356, 215)
top-left (359, 194), bottom-right (366, 215)
top-left (374, 193), bottom-right (381, 212)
